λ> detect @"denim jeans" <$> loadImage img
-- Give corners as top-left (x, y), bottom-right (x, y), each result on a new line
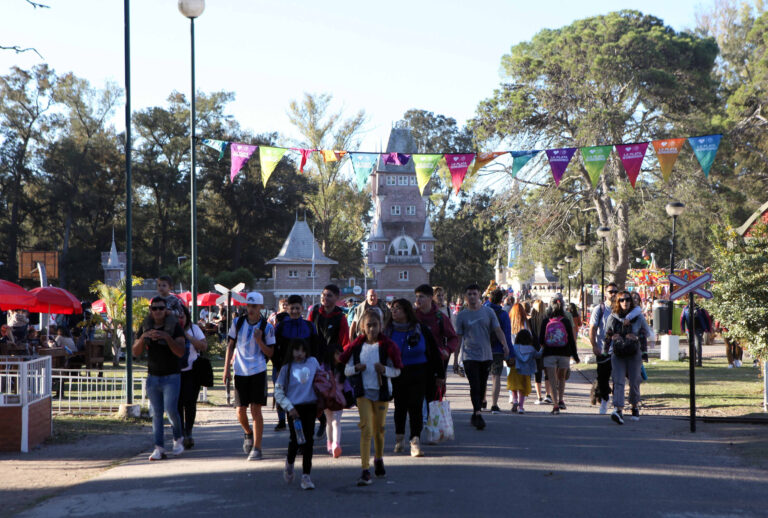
top-left (146, 373), bottom-right (183, 448)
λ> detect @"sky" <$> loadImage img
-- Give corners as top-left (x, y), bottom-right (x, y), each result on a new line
top-left (1, 0), bottom-right (708, 155)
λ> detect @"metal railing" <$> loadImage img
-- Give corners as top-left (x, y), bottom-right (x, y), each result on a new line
top-left (0, 356), bottom-right (52, 406)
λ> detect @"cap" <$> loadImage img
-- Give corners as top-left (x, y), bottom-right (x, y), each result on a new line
top-left (246, 292), bottom-right (264, 305)
top-left (552, 293), bottom-right (564, 302)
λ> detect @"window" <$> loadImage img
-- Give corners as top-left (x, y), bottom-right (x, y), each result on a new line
top-left (421, 243), bottom-right (426, 251)
top-left (409, 176), bottom-right (417, 185)
top-left (386, 175), bottom-right (396, 185)
top-left (371, 243), bottom-right (377, 251)
top-left (288, 270), bottom-right (298, 278)
top-left (399, 271), bottom-right (409, 281)
top-left (390, 205), bottom-right (401, 215)
top-left (406, 205), bottom-right (416, 215)
top-left (398, 175), bottom-right (408, 185)
top-left (307, 270), bottom-right (316, 278)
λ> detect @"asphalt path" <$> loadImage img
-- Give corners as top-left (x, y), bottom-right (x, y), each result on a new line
top-left (17, 369), bottom-right (768, 518)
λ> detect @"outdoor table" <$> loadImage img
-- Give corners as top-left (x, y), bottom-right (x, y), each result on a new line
top-left (37, 347), bottom-right (67, 368)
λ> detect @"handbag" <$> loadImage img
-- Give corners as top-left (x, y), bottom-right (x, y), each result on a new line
top-left (313, 367), bottom-right (346, 412)
top-left (425, 399), bottom-right (454, 443)
top-left (192, 356), bottom-right (214, 388)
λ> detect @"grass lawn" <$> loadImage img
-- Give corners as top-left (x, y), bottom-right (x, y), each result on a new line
top-left (48, 414), bottom-right (149, 444)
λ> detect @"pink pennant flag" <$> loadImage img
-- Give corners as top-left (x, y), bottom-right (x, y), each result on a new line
top-left (230, 143), bottom-right (258, 182)
top-left (545, 147), bottom-right (577, 186)
top-left (444, 153), bottom-right (475, 194)
top-left (615, 142), bottom-right (649, 188)
top-left (291, 148), bottom-right (314, 173)
top-left (380, 152), bottom-right (411, 166)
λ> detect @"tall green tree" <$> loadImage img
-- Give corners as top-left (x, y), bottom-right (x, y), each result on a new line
top-left (287, 93), bottom-right (371, 277)
top-left (472, 11), bottom-right (719, 286)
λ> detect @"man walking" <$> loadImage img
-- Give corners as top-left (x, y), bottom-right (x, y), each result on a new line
top-left (454, 283), bottom-right (509, 430)
top-left (681, 302), bottom-right (712, 367)
top-left (484, 289), bottom-right (513, 414)
top-left (223, 292), bottom-right (275, 460)
top-left (349, 289), bottom-right (391, 340)
top-left (589, 282), bottom-right (618, 414)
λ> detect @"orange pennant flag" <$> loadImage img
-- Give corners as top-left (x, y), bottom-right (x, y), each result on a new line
top-left (651, 138), bottom-right (686, 181)
top-left (469, 151), bottom-right (507, 176)
top-left (321, 150), bottom-right (347, 162)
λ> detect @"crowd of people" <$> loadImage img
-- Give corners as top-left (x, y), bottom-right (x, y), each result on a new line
top-left (130, 273), bottom-right (695, 490)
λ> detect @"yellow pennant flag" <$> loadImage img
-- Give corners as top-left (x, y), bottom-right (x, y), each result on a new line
top-left (652, 138), bottom-right (686, 181)
top-left (469, 151), bottom-right (507, 176)
top-left (321, 149), bottom-right (347, 162)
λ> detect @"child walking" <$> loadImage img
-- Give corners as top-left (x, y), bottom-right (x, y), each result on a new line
top-left (274, 339), bottom-right (320, 490)
top-left (339, 310), bottom-right (402, 486)
top-left (507, 329), bottom-right (538, 414)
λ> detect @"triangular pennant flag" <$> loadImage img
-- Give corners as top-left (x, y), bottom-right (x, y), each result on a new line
top-left (545, 147), bottom-right (577, 186)
top-left (230, 143), bottom-right (257, 182)
top-left (509, 150), bottom-right (539, 177)
top-left (444, 153), bottom-right (475, 194)
top-left (381, 152), bottom-right (411, 166)
top-left (291, 148), bottom-right (314, 173)
top-left (580, 145), bottom-right (613, 187)
top-left (258, 146), bottom-right (287, 187)
top-left (469, 151), bottom-right (507, 176)
top-left (350, 153), bottom-right (378, 191)
top-left (412, 154), bottom-right (442, 195)
top-left (688, 134), bottom-right (721, 177)
top-left (652, 138), bottom-right (686, 181)
top-left (321, 149), bottom-right (347, 162)
top-left (615, 142), bottom-right (649, 188)
top-left (202, 138), bottom-right (227, 161)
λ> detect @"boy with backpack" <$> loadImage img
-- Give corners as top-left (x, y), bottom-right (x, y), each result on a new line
top-left (223, 292), bottom-right (275, 461)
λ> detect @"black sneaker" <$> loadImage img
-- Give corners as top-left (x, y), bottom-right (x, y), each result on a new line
top-left (543, 395), bottom-right (553, 404)
top-left (558, 401), bottom-right (567, 410)
top-left (274, 421), bottom-right (287, 431)
top-left (481, 400), bottom-right (487, 410)
top-left (316, 425), bottom-right (326, 439)
top-left (611, 409), bottom-right (624, 425)
top-left (357, 469), bottom-right (373, 486)
top-left (373, 458), bottom-right (386, 478)
top-left (490, 405), bottom-right (501, 414)
top-left (631, 407), bottom-right (640, 421)
top-left (475, 414), bottom-right (486, 430)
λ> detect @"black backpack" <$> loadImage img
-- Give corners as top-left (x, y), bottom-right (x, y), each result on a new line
top-left (607, 316), bottom-right (641, 358)
top-left (347, 343), bottom-right (393, 402)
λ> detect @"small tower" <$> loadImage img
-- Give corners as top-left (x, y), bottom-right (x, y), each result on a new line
top-left (101, 229), bottom-right (126, 287)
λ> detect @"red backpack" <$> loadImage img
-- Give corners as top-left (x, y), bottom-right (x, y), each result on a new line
top-left (544, 317), bottom-right (568, 347)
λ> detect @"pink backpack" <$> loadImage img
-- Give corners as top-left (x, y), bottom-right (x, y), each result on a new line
top-left (544, 317), bottom-right (568, 347)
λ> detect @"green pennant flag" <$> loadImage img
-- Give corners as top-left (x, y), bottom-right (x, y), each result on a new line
top-left (259, 146), bottom-right (287, 187)
top-left (412, 154), bottom-right (443, 194)
top-left (510, 150), bottom-right (539, 177)
top-left (580, 145), bottom-right (613, 187)
top-left (202, 138), bottom-right (228, 161)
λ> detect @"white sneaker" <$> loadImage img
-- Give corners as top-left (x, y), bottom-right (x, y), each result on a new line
top-left (735, 360), bottom-right (742, 368)
top-left (247, 447), bottom-right (262, 461)
top-left (283, 460), bottom-right (294, 483)
top-left (300, 474), bottom-right (315, 490)
top-left (172, 439), bottom-right (184, 456)
top-left (410, 437), bottom-right (424, 457)
top-left (728, 364), bottom-right (734, 369)
top-left (148, 447), bottom-right (166, 461)
top-left (599, 399), bottom-right (608, 415)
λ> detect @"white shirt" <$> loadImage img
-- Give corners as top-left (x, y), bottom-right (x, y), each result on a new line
top-left (228, 319), bottom-right (276, 376)
top-left (181, 324), bottom-right (206, 372)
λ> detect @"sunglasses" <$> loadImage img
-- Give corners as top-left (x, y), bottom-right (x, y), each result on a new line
top-left (607, 290), bottom-right (618, 295)
top-left (150, 306), bottom-right (167, 311)
top-left (619, 298), bottom-right (631, 302)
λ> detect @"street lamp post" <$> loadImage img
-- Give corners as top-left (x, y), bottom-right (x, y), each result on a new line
top-left (178, 0), bottom-right (205, 321)
top-left (665, 202), bottom-right (685, 332)
top-left (596, 226), bottom-right (611, 304)
top-left (575, 242), bottom-right (587, 317)
top-left (564, 255), bottom-right (574, 304)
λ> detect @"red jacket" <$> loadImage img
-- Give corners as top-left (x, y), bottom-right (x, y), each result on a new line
top-left (339, 334), bottom-right (404, 370)
top-left (415, 303), bottom-right (459, 354)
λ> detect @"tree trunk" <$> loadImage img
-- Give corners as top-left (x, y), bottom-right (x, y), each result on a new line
top-left (613, 200), bottom-right (630, 288)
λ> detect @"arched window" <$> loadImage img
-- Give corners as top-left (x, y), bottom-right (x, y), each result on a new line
top-left (389, 236), bottom-right (419, 257)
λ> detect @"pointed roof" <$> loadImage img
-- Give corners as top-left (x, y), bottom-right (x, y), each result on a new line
top-left (420, 217), bottom-right (435, 241)
top-left (266, 220), bottom-right (337, 265)
top-left (377, 123), bottom-right (418, 174)
top-left (370, 216), bottom-right (386, 240)
top-left (532, 263), bottom-right (557, 284)
top-left (106, 228), bottom-right (122, 268)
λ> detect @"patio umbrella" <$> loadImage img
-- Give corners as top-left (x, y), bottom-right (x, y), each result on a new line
top-left (232, 291), bottom-right (248, 306)
top-left (197, 292), bottom-right (219, 306)
top-left (0, 279), bottom-right (36, 311)
top-left (174, 291), bottom-right (192, 306)
top-left (28, 286), bottom-right (83, 315)
top-left (91, 299), bottom-right (107, 313)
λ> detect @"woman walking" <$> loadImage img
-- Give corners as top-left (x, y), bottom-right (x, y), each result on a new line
top-left (539, 297), bottom-right (579, 414)
top-left (385, 299), bottom-right (445, 457)
top-left (527, 300), bottom-right (547, 404)
top-left (605, 290), bottom-right (654, 424)
top-left (177, 305), bottom-right (208, 449)
top-left (339, 310), bottom-right (402, 486)
top-left (274, 338), bottom-right (320, 490)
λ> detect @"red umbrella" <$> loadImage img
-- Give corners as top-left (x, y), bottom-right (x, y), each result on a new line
top-left (173, 292), bottom-right (191, 306)
top-left (28, 286), bottom-right (83, 314)
top-left (0, 279), bottom-right (37, 311)
top-left (91, 299), bottom-right (107, 313)
top-left (232, 291), bottom-right (248, 306)
top-left (197, 292), bottom-right (220, 306)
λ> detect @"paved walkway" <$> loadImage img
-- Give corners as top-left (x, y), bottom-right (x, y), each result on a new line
top-left (15, 370), bottom-right (768, 518)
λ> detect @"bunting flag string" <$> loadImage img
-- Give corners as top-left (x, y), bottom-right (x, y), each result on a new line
top-left (207, 133), bottom-right (722, 192)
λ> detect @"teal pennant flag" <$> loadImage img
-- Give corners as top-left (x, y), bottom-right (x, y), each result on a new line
top-left (350, 153), bottom-right (378, 191)
top-left (687, 134), bottom-right (722, 177)
top-left (202, 138), bottom-right (228, 161)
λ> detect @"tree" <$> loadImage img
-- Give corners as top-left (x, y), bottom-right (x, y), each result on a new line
top-left (287, 93), bottom-right (371, 277)
top-left (703, 222), bottom-right (768, 361)
top-left (90, 278), bottom-right (148, 366)
top-left (472, 11), bottom-right (719, 286)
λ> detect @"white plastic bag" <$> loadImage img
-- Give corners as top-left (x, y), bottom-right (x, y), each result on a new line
top-left (425, 399), bottom-right (454, 443)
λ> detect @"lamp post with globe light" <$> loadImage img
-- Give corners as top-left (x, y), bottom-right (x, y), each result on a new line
top-left (575, 242), bottom-right (588, 317)
top-left (178, 0), bottom-right (205, 320)
top-left (596, 226), bottom-right (611, 304)
top-left (665, 201), bottom-right (686, 332)
top-left (564, 255), bottom-right (574, 304)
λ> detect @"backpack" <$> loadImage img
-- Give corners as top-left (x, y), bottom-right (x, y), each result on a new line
top-left (544, 317), bottom-right (568, 348)
top-left (313, 366), bottom-right (347, 412)
top-left (348, 343), bottom-right (393, 402)
top-left (310, 304), bottom-right (344, 349)
top-left (608, 316), bottom-right (641, 358)
top-left (235, 315), bottom-right (268, 337)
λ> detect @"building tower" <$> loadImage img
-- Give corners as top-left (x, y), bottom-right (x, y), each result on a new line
top-left (366, 122), bottom-right (433, 300)
top-left (101, 229), bottom-right (126, 287)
